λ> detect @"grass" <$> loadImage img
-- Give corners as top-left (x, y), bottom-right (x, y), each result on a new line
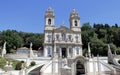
top-left (0, 57), bottom-right (20, 70)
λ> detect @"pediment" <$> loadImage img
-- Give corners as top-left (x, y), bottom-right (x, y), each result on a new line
top-left (54, 26), bottom-right (73, 33)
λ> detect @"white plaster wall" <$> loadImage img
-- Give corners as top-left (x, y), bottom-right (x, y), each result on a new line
top-left (0, 71), bottom-right (20, 75)
top-left (42, 60), bottom-right (58, 74)
top-left (89, 62), bottom-right (94, 72)
top-left (88, 58), bottom-right (111, 73)
top-left (44, 64), bottom-right (52, 73)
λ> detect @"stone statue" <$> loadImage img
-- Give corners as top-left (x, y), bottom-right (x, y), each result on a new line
top-left (88, 42), bottom-right (91, 58)
top-left (108, 44), bottom-right (114, 64)
top-left (30, 42), bottom-right (33, 49)
top-left (2, 41), bottom-right (7, 57)
top-left (3, 41), bottom-right (6, 49)
top-left (4, 61), bottom-right (12, 71)
top-left (29, 42), bottom-right (34, 58)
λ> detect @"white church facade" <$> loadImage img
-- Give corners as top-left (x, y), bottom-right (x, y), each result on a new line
top-left (44, 7), bottom-right (82, 58)
top-left (1, 7), bottom-right (120, 75)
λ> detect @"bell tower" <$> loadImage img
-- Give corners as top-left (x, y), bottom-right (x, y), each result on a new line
top-left (45, 7), bottom-right (55, 30)
top-left (69, 9), bottom-right (81, 31)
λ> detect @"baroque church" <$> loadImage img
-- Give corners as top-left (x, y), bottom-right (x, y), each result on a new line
top-left (44, 7), bottom-right (82, 58)
top-left (41, 7), bottom-right (119, 75)
top-left (1, 7), bottom-right (120, 75)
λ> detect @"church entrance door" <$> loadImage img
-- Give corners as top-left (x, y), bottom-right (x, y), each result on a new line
top-left (62, 48), bottom-right (67, 58)
top-left (76, 60), bottom-right (85, 75)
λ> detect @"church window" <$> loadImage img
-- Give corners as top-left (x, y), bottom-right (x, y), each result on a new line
top-left (47, 35), bottom-right (51, 42)
top-left (48, 47), bottom-right (51, 57)
top-left (76, 47), bottom-right (79, 54)
top-left (48, 19), bottom-right (51, 25)
top-left (62, 33), bottom-right (66, 41)
top-left (56, 34), bottom-right (59, 41)
top-left (76, 36), bottom-right (79, 43)
top-left (75, 20), bottom-right (77, 26)
top-left (68, 35), bottom-right (72, 41)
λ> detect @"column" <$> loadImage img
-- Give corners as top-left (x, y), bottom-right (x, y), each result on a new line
top-left (71, 63), bottom-right (75, 75)
top-left (72, 47), bottom-right (75, 57)
top-left (97, 55), bottom-right (101, 75)
top-left (44, 46), bottom-right (47, 57)
top-left (93, 57), bottom-right (96, 75)
top-left (79, 47), bottom-right (81, 55)
top-left (84, 61), bottom-right (87, 75)
top-left (86, 61), bottom-right (90, 75)
top-left (74, 47), bottom-right (76, 56)
top-left (67, 47), bottom-right (70, 58)
top-left (54, 44), bottom-right (57, 58)
top-left (60, 48), bottom-right (62, 58)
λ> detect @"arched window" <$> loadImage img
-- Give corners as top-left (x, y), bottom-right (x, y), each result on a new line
top-left (75, 20), bottom-right (77, 26)
top-left (48, 19), bottom-right (51, 25)
top-left (76, 47), bottom-right (79, 54)
top-left (47, 35), bottom-right (51, 42)
top-left (62, 33), bottom-right (66, 41)
top-left (56, 34), bottom-right (59, 41)
top-left (48, 47), bottom-right (51, 57)
top-left (68, 35), bottom-right (72, 41)
top-left (76, 36), bottom-right (79, 43)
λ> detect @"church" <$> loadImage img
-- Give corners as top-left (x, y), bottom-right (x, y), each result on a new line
top-left (1, 7), bottom-right (120, 75)
top-left (40, 7), bottom-right (119, 75)
top-left (44, 7), bottom-right (82, 58)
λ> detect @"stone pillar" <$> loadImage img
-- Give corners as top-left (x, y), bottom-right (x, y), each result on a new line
top-left (54, 43), bottom-right (57, 58)
top-left (84, 61), bottom-right (87, 75)
top-left (67, 47), bottom-right (70, 58)
top-left (86, 61), bottom-right (90, 75)
top-left (93, 57), bottom-right (96, 75)
top-left (60, 48), bottom-right (62, 58)
top-left (79, 48), bottom-right (81, 55)
top-left (73, 47), bottom-right (75, 57)
top-left (71, 63), bottom-right (75, 75)
top-left (97, 55), bottom-right (101, 75)
top-left (44, 47), bottom-right (48, 57)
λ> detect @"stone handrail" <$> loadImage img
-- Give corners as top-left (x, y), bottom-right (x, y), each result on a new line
top-left (99, 61), bottom-right (116, 72)
top-left (40, 60), bottom-right (52, 72)
top-left (26, 63), bottom-right (45, 74)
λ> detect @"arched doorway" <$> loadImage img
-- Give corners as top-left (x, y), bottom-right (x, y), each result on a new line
top-left (76, 60), bottom-right (85, 75)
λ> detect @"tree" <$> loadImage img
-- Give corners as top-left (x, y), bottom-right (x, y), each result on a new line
top-left (0, 30), bottom-right (23, 53)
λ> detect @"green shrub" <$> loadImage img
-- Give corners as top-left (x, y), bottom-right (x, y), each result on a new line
top-left (15, 62), bottom-right (22, 70)
top-left (21, 61), bottom-right (24, 63)
top-left (30, 61), bottom-right (36, 66)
